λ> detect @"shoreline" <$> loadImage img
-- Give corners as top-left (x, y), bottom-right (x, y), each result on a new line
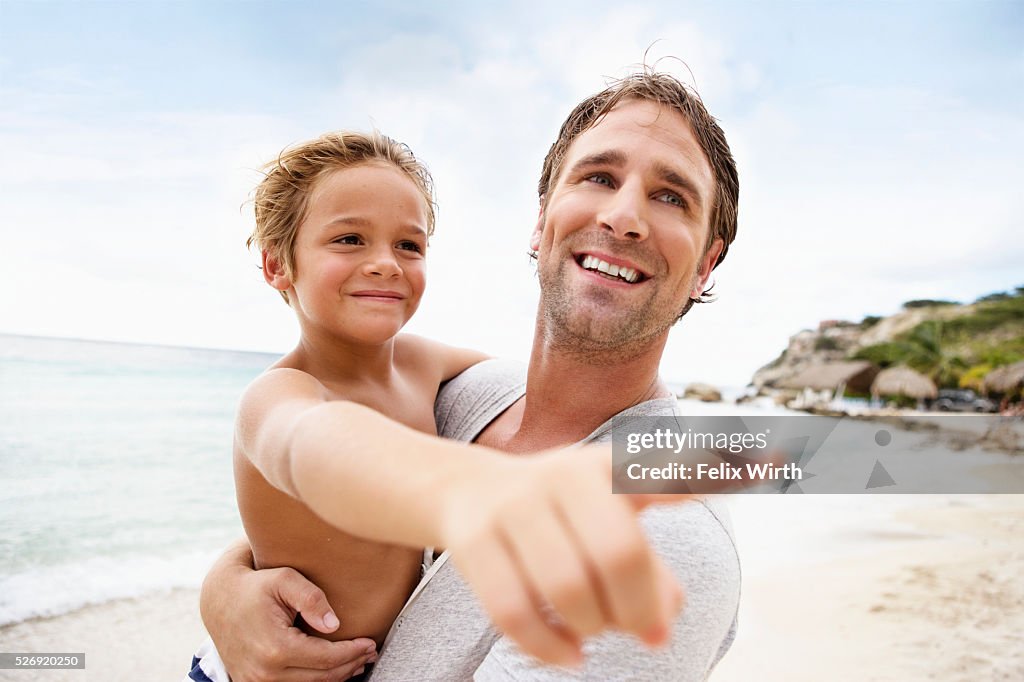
top-left (0, 588), bottom-right (206, 681)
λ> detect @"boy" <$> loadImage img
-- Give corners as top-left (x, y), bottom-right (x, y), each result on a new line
top-left (233, 131), bottom-right (487, 649)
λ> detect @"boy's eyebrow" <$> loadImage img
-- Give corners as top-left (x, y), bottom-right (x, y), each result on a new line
top-left (323, 216), bottom-right (372, 229)
top-left (322, 216), bottom-right (427, 235)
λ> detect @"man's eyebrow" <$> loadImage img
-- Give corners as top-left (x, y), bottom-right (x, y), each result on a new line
top-left (568, 149), bottom-right (628, 172)
top-left (655, 162), bottom-right (706, 211)
top-left (569, 151), bottom-right (707, 211)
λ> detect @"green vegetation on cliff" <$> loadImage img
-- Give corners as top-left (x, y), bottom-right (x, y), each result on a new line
top-left (852, 288), bottom-right (1024, 389)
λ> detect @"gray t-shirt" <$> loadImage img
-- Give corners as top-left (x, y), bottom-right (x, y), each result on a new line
top-left (369, 360), bottom-right (740, 681)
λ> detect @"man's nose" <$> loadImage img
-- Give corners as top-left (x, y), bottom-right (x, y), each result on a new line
top-left (597, 182), bottom-right (649, 241)
top-left (363, 248), bottom-right (402, 277)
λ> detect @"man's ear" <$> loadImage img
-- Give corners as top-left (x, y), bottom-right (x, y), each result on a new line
top-left (262, 250), bottom-right (292, 292)
top-left (690, 238), bottom-right (724, 298)
top-left (529, 200), bottom-right (546, 252)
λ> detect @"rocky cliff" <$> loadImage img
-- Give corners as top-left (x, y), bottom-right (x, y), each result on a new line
top-left (751, 290), bottom-right (1023, 392)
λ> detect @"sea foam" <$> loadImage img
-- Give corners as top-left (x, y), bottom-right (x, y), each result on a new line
top-left (0, 549), bottom-right (221, 625)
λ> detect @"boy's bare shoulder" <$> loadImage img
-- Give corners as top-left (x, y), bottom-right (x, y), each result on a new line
top-left (394, 334), bottom-right (489, 382)
top-left (252, 366), bottom-right (328, 393)
top-left (393, 333), bottom-right (446, 370)
top-left (394, 333), bottom-right (444, 358)
top-left (238, 367), bottom-right (330, 420)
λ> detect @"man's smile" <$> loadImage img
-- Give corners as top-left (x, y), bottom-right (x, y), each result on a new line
top-left (572, 251), bottom-right (650, 286)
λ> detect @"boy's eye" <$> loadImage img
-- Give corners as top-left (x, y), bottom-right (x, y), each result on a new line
top-left (334, 234), bottom-right (363, 245)
top-left (397, 241), bottom-right (424, 253)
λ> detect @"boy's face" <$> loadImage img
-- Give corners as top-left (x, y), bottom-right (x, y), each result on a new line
top-left (269, 162), bottom-right (429, 346)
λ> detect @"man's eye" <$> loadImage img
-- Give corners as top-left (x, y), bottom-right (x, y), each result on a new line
top-left (586, 174), bottom-right (613, 187)
top-left (334, 235), bottom-right (362, 245)
top-left (397, 241), bottom-right (423, 253)
top-left (656, 192), bottom-right (685, 208)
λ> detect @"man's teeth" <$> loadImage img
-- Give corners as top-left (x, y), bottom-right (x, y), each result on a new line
top-left (580, 255), bottom-right (641, 283)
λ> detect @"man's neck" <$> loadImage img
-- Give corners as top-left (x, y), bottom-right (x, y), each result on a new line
top-left (491, 320), bottom-right (672, 453)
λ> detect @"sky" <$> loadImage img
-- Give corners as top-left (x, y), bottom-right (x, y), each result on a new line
top-left (1, 0), bottom-right (1021, 386)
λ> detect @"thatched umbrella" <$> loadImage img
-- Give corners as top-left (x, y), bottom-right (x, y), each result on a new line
top-left (983, 361), bottom-right (1024, 395)
top-left (870, 366), bottom-right (937, 400)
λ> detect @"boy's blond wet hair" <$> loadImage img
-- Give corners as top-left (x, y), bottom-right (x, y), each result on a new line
top-left (249, 131), bottom-right (436, 303)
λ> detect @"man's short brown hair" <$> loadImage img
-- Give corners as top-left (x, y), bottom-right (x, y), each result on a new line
top-left (249, 131), bottom-right (436, 303)
top-left (537, 70), bottom-right (738, 312)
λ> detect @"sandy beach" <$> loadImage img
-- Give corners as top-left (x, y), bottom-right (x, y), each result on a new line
top-left (2, 494), bottom-right (1021, 681)
top-left (714, 494), bottom-right (1024, 681)
top-left (0, 587), bottom-right (206, 681)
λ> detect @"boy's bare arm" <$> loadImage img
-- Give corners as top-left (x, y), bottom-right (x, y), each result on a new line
top-left (237, 367), bottom-right (496, 546)
top-left (235, 368), bottom-right (328, 498)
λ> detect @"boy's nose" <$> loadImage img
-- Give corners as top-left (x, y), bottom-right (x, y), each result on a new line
top-left (364, 251), bottom-right (402, 278)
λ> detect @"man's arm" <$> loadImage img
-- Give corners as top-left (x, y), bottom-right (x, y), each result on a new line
top-left (199, 539), bottom-right (378, 682)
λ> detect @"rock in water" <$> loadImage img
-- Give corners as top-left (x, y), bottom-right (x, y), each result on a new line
top-left (684, 382), bottom-right (722, 402)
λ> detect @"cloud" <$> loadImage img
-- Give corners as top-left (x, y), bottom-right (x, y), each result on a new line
top-left (656, 80), bottom-right (1024, 385)
top-left (299, 10), bottom-right (764, 364)
top-left (3, 5), bottom-right (1019, 388)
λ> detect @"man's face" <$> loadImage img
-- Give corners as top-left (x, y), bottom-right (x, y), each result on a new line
top-left (531, 99), bottom-right (724, 353)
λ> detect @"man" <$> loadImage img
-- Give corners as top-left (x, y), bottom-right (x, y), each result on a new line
top-left (199, 69), bottom-right (741, 681)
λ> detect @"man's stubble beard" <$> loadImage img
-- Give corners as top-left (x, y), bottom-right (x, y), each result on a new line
top-left (537, 252), bottom-right (674, 363)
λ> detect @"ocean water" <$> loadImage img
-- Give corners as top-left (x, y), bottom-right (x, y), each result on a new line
top-left (0, 334), bottom-right (276, 625)
top-left (0, 333), bottom-right (849, 627)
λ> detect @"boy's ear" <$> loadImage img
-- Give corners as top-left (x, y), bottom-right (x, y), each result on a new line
top-left (262, 250), bottom-right (292, 292)
top-left (690, 238), bottom-right (724, 299)
top-left (529, 200), bottom-right (546, 253)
